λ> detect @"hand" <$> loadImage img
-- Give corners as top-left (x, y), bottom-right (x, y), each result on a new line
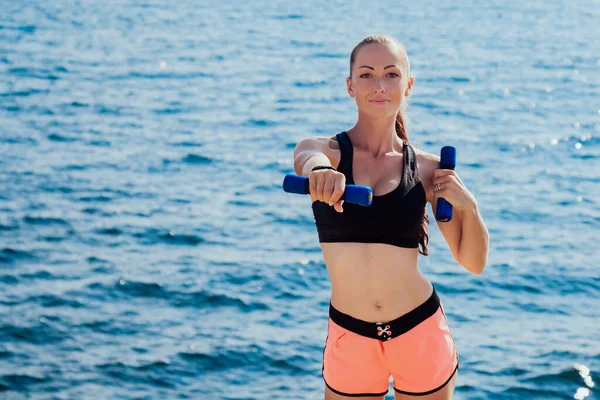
top-left (432, 169), bottom-right (477, 212)
top-left (308, 169), bottom-right (346, 213)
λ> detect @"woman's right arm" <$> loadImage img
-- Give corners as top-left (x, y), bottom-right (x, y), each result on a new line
top-left (293, 137), bottom-right (334, 177)
top-left (292, 137), bottom-right (345, 212)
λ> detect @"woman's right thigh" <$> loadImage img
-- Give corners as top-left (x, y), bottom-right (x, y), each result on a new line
top-left (322, 319), bottom-right (390, 397)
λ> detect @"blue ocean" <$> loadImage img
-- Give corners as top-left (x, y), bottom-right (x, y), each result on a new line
top-left (1, 1), bottom-right (598, 399)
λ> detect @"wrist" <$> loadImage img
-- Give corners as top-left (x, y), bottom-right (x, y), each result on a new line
top-left (311, 165), bottom-right (337, 172)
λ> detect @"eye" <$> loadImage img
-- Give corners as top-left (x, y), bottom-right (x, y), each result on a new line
top-left (387, 73), bottom-right (400, 78)
top-left (359, 73), bottom-right (372, 78)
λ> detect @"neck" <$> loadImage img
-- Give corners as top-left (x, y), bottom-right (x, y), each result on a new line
top-left (347, 112), bottom-right (403, 158)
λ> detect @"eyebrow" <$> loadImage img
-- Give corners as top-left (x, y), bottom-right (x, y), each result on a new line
top-left (357, 65), bottom-right (400, 70)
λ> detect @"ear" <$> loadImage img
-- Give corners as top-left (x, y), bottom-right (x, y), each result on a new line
top-left (405, 76), bottom-right (415, 96)
top-left (346, 76), bottom-right (354, 97)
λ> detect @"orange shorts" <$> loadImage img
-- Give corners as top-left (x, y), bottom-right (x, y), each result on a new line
top-left (322, 285), bottom-right (459, 397)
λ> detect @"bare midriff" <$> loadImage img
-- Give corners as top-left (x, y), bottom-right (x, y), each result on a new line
top-left (322, 242), bottom-right (434, 323)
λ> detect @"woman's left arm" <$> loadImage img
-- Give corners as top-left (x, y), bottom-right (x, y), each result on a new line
top-left (431, 169), bottom-right (490, 275)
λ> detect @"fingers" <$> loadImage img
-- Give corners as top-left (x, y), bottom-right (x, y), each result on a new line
top-left (309, 173), bottom-right (318, 203)
top-left (433, 169), bottom-right (455, 178)
top-left (323, 177), bottom-right (335, 204)
top-left (434, 186), bottom-right (449, 199)
top-left (432, 174), bottom-right (459, 188)
top-left (316, 174), bottom-right (326, 201)
top-left (330, 176), bottom-right (345, 205)
top-left (432, 177), bottom-right (450, 187)
top-left (308, 169), bottom-right (345, 212)
top-left (331, 177), bottom-right (345, 213)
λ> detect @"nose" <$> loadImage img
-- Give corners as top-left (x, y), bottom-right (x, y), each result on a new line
top-left (373, 78), bottom-right (385, 93)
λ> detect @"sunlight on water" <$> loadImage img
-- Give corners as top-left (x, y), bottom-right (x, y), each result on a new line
top-left (573, 363), bottom-right (595, 400)
top-left (574, 388), bottom-right (590, 399)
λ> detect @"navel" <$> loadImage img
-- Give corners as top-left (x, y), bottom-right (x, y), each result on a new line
top-left (375, 300), bottom-right (383, 309)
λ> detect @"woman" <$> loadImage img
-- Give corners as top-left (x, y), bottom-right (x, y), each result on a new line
top-left (292, 35), bottom-right (490, 399)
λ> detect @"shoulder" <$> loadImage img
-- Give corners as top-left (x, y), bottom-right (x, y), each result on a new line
top-left (293, 134), bottom-right (342, 166)
top-left (294, 135), bottom-right (340, 152)
top-left (411, 145), bottom-right (440, 203)
top-left (412, 146), bottom-right (440, 171)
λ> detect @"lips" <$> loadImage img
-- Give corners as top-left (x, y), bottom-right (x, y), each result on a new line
top-left (369, 99), bottom-right (390, 104)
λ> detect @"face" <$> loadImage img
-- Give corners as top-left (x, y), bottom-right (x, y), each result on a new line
top-left (346, 43), bottom-right (414, 118)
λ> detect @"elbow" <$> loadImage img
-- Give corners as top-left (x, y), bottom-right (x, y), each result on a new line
top-left (471, 264), bottom-right (486, 275)
top-left (461, 257), bottom-right (488, 275)
top-left (461, 240), bottom-right (490, 276)
top-left (474, 258), bottom-right (489, 275)
top-left (463, 263), bottom-right (486, 275)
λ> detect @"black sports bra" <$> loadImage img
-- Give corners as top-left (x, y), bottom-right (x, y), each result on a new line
top-left (311, 131), bottom-right (427, 248)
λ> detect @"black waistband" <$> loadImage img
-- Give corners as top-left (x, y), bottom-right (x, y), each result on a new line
top-left (328, 285), bottom-right (441, 341)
